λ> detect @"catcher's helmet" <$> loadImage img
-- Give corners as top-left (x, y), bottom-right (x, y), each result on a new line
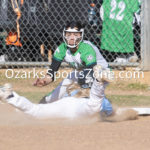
top-left (63, 21), bottom-right (84, 48)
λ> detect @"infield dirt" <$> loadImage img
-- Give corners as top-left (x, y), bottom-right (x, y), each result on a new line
top-left (0, 103), bottom-right (150, 150)
top-left (0, 68), bottom-right (150, 150)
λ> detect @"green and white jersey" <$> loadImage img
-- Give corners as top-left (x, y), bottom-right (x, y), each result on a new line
top-left (53, 40), bottom-right (108, 69)
top-left (100, 0), bottom-right (140, 53)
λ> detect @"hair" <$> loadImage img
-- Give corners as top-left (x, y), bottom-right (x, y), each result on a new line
top-left (65, 21), bottom-right (85, 31)
top-left (65, 81), bottom-right (90, 98)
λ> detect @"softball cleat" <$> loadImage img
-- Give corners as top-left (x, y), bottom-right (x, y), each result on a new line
top-left (0, 83), bottom-right (13, 100)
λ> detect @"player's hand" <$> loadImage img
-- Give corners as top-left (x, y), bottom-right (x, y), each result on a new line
top-left (93, 65), bottom-right (114, 83)
top-left (33, 75), bottom-right (53, 87)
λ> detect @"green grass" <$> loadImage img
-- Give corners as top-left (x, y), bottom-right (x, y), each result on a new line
top-left (17, 91), bottom-right (49, 103)
top-left (127, 83), bottom-right (149, 90)
top-left (15, 91), bottom-right (150, 107)
top-left (108, 82), bottom-right (149, 91)
top-left (107, 95), bottom-right (150, 106)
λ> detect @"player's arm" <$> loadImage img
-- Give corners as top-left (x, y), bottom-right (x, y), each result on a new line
top-left (78, 48), bottom-right (97, 87)
top-left (33, 58), bottom-right (62, 87)
top-left (33, 44), bottom-right (66, 86)
top-left (81, 46), bottom-right (97, 68)
top-left (47, 43), bottom-right (67, 81)
top-left (47, 57), bottom-right (62, 81)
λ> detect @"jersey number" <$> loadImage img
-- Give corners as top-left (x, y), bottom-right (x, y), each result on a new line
top-left (109, 0), bottom-right (126, 21)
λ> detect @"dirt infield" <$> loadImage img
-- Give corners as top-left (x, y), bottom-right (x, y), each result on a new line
top-left (0, 103), bottom-right (150, 150)
top-left (0, 68), bottom-right (150, 150)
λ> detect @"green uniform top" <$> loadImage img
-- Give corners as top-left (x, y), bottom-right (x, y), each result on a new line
top-left (101, 0), bottom-right (140, 53)
top-left (53, 40), bottom-right (108, 69)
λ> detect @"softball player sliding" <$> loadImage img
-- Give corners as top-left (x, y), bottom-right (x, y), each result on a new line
top-left (0, 65), bottom-right (113, 119)
top-left (0, 65), bottom-right (150, 120)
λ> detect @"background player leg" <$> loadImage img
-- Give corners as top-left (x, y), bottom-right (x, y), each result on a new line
top-left (39, 71), bottom-right (78, 103)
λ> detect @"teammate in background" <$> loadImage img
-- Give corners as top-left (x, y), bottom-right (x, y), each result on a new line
top-left (100, 0), bottom-right (140, 63)
top-left (34, 21), bottom-right (109, 104)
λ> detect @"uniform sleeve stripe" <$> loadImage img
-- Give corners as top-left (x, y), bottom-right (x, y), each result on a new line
top-left (53, 56), bottom-right (62, 62)
top-left (86, 62), bottom-right (96, 67)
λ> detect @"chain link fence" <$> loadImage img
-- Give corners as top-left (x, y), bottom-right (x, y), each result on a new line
top-left (0, 0), bottom-right (142, 68)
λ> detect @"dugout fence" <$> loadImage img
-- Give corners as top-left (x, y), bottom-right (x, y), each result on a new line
top-left (0, 0), bottom-right (149, 70)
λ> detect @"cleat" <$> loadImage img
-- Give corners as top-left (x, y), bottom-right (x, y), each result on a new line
top-left (0, 83), bottom-right (13, 100)
top-left (39, 96), bottom-right (47, 104)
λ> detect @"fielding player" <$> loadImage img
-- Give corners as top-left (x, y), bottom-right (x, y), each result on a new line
top-left (34, 21), bottom-right (109, 104)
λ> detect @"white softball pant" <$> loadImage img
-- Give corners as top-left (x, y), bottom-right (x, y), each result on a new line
top-left (6, 80), bottom-right (106, 119)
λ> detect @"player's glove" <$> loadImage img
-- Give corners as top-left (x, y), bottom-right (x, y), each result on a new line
top-left (33, 75), bottom-right (52, 87)
top-left (78, 68), bottom-right (94, 88)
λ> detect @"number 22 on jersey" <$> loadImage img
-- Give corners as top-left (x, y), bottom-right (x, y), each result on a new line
top-left (109, 0), bottom-right (126, 21)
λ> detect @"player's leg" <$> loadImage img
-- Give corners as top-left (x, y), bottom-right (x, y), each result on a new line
top-left (0, 84), bottom-right (38, 116)
top-left (7, 93), bottom-right (78, 119)
top-left (87, 65), bottom-right (113, 116)
top-left (101, 97), bottom-right (113, 116)
top-left (0, 83), bottom-right (89, 119)
top-left (39, 78), bottom-right (73, 104)
top-left (87, 79), bottom-right (113, 115)
top-left (7, 92), bottom-right (38, 115)
top-left (0, 83), bottom-right (79, 119)
top-left (39, 71), bottom-right (78, 104)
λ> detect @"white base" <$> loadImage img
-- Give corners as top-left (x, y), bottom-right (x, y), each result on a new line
top-left (116, 107), bottom-right (150, 115)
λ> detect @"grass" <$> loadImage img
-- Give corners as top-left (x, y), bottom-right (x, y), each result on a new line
top-left (17, 91), bottom-right (49, 103)
top-left (108, 95), bottom-right (150, 107)
top-left (14, 91), bottom-right (150, 107)
top-left (108, 82), bottom-right (149, 91)
top-left (127, 83), bottom-right (149, 90)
